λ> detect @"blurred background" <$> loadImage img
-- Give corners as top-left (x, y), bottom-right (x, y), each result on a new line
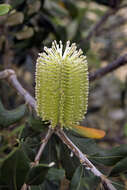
top-left (0, 0), bottom-right (127, 147)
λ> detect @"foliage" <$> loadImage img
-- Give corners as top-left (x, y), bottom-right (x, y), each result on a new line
top-left (0, 0), bottom-right (127, 190)
top-left (0, 100), bottom-right (26, 128)
top-left (0, 4), bottom-right (11, 16)
top-left (0, 114), bottom-right (127, 189)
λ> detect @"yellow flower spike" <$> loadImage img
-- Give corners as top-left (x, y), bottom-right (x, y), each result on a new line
top-left (35, 41), bottom-right (106, 139)
top-left (35, 41), bottom-right (89, 128)
top-left (71, 125), bottom-right (106, 139)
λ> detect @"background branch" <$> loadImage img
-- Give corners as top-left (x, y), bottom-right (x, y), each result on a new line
top-left (89, 54), bottom-right (127, 81)
top-left (83, 4), bottom-right (127, 42)
top-left (85, 9), bottom-right (115, 41)
top-left (95, 17), bottom-right (127, 36)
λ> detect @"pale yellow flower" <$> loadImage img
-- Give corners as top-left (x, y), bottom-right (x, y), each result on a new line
top-left (35, 41), bottom-right (89, 128)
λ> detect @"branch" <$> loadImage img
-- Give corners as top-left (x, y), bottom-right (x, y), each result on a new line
top-left (21, 127), bottom-right (54, 190)
top-left (85, 9), bottom-right (114, 41)
top-left (96, 17), bottom-right (127, 36)
top-left (118, 3), bottom-right (127, 9)
top-left (83, 4), bottom-right (127, 42)
top-left (55, 128), bottom-right (116, 190)
top-left (0, 69), bottom-right (36, 109)
top-left (89, 54), bottom-right (127, 81)
top-left (34, 127), bottom-right (54, 165)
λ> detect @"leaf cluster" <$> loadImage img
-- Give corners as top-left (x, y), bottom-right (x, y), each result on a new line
top-left (0, 109), bottom-right (127, 189)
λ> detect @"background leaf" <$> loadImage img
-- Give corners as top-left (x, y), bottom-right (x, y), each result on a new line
top-left (0, 100), bottom-right (27, 128)
top-left (109, 157), bottom-right (127, 177)
top-left (90, 144), bottom-right (127, 166)
top-left (46, 168), bottom-right (65, 182)
top-left (0, 145), bottom-right (30, 189)
top-left (25, 164), bottom-right (51, 185)
top-left (0, 4), bottom-right (11, 16)
top-left (70, 166), bottom-right (83, 190)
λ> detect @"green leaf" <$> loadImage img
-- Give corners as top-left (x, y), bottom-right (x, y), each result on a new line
top-left (25, 164), bottom-right (52, 185)
top-left (70, 166), bottom-right (83, 190)
top-left (11, 0), bottom-right (25, 8)
top-left (30, 180), bottom-right (60, 190)
top-left (0, 100), bottom-right (27, 128)
top-left (0, 4), bottom-right (11, 16)
top-left (109, 157), bottom-right (127, 177)
top-left (80, 175), bottom-right (100, 190)
top-left (50, 2), bottom-right (68, 17)
top-left (91, 8), bottom-right (105, 17)
top-left (29, 168), bottom-right (65, 190)
top-left (46, 168), bottom-right (65, 182)
top-left (7, 124), bottom-right (25, 138)
top-left (26, 167), bottom-right (65, 187)
top-left (112, 181), bottom-right (125, 190)
top-left (91, 144), bottom-right (127, 166)
top-left (70, 166), bottom-right (101, 190)
top-left (21, 141), bottom-right (37, 161)
top-left (19, 122), bottom-right (39, 140)
top-left (60, 141), bottom-right (79, 178)
top-left (0, 146), bottom-right (30, 189)
top-left (62, 0), bottom-right (79, 19)
top-left (28, 115), bottom-right (49, 132)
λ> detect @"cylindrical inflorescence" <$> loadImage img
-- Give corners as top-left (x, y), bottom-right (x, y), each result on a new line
top-left (35, 41), bottom-right (89, 128)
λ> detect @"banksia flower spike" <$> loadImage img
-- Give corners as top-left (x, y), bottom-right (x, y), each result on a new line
top-left (35, 41), bottom-right (89, 129)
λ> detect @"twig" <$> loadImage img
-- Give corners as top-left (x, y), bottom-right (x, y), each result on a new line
top-left (34, 127), bottom-right (54, 166)
top-left (83, 4), bottom-right (127, 42)
top-left (118, 3), bottom-right (127, 10)
top-left (0, 69), bottom-right (36, 109)
top-left (89, 54), bottom-right (127, 81)
top-left (21, 127), bottom-right (54, 190)
top-left (85, 9), bottom-right (115, 42)
top-left (55, 128), bottom-right (116, 190)
top-left (96, 17), bottom-right (127, 36)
